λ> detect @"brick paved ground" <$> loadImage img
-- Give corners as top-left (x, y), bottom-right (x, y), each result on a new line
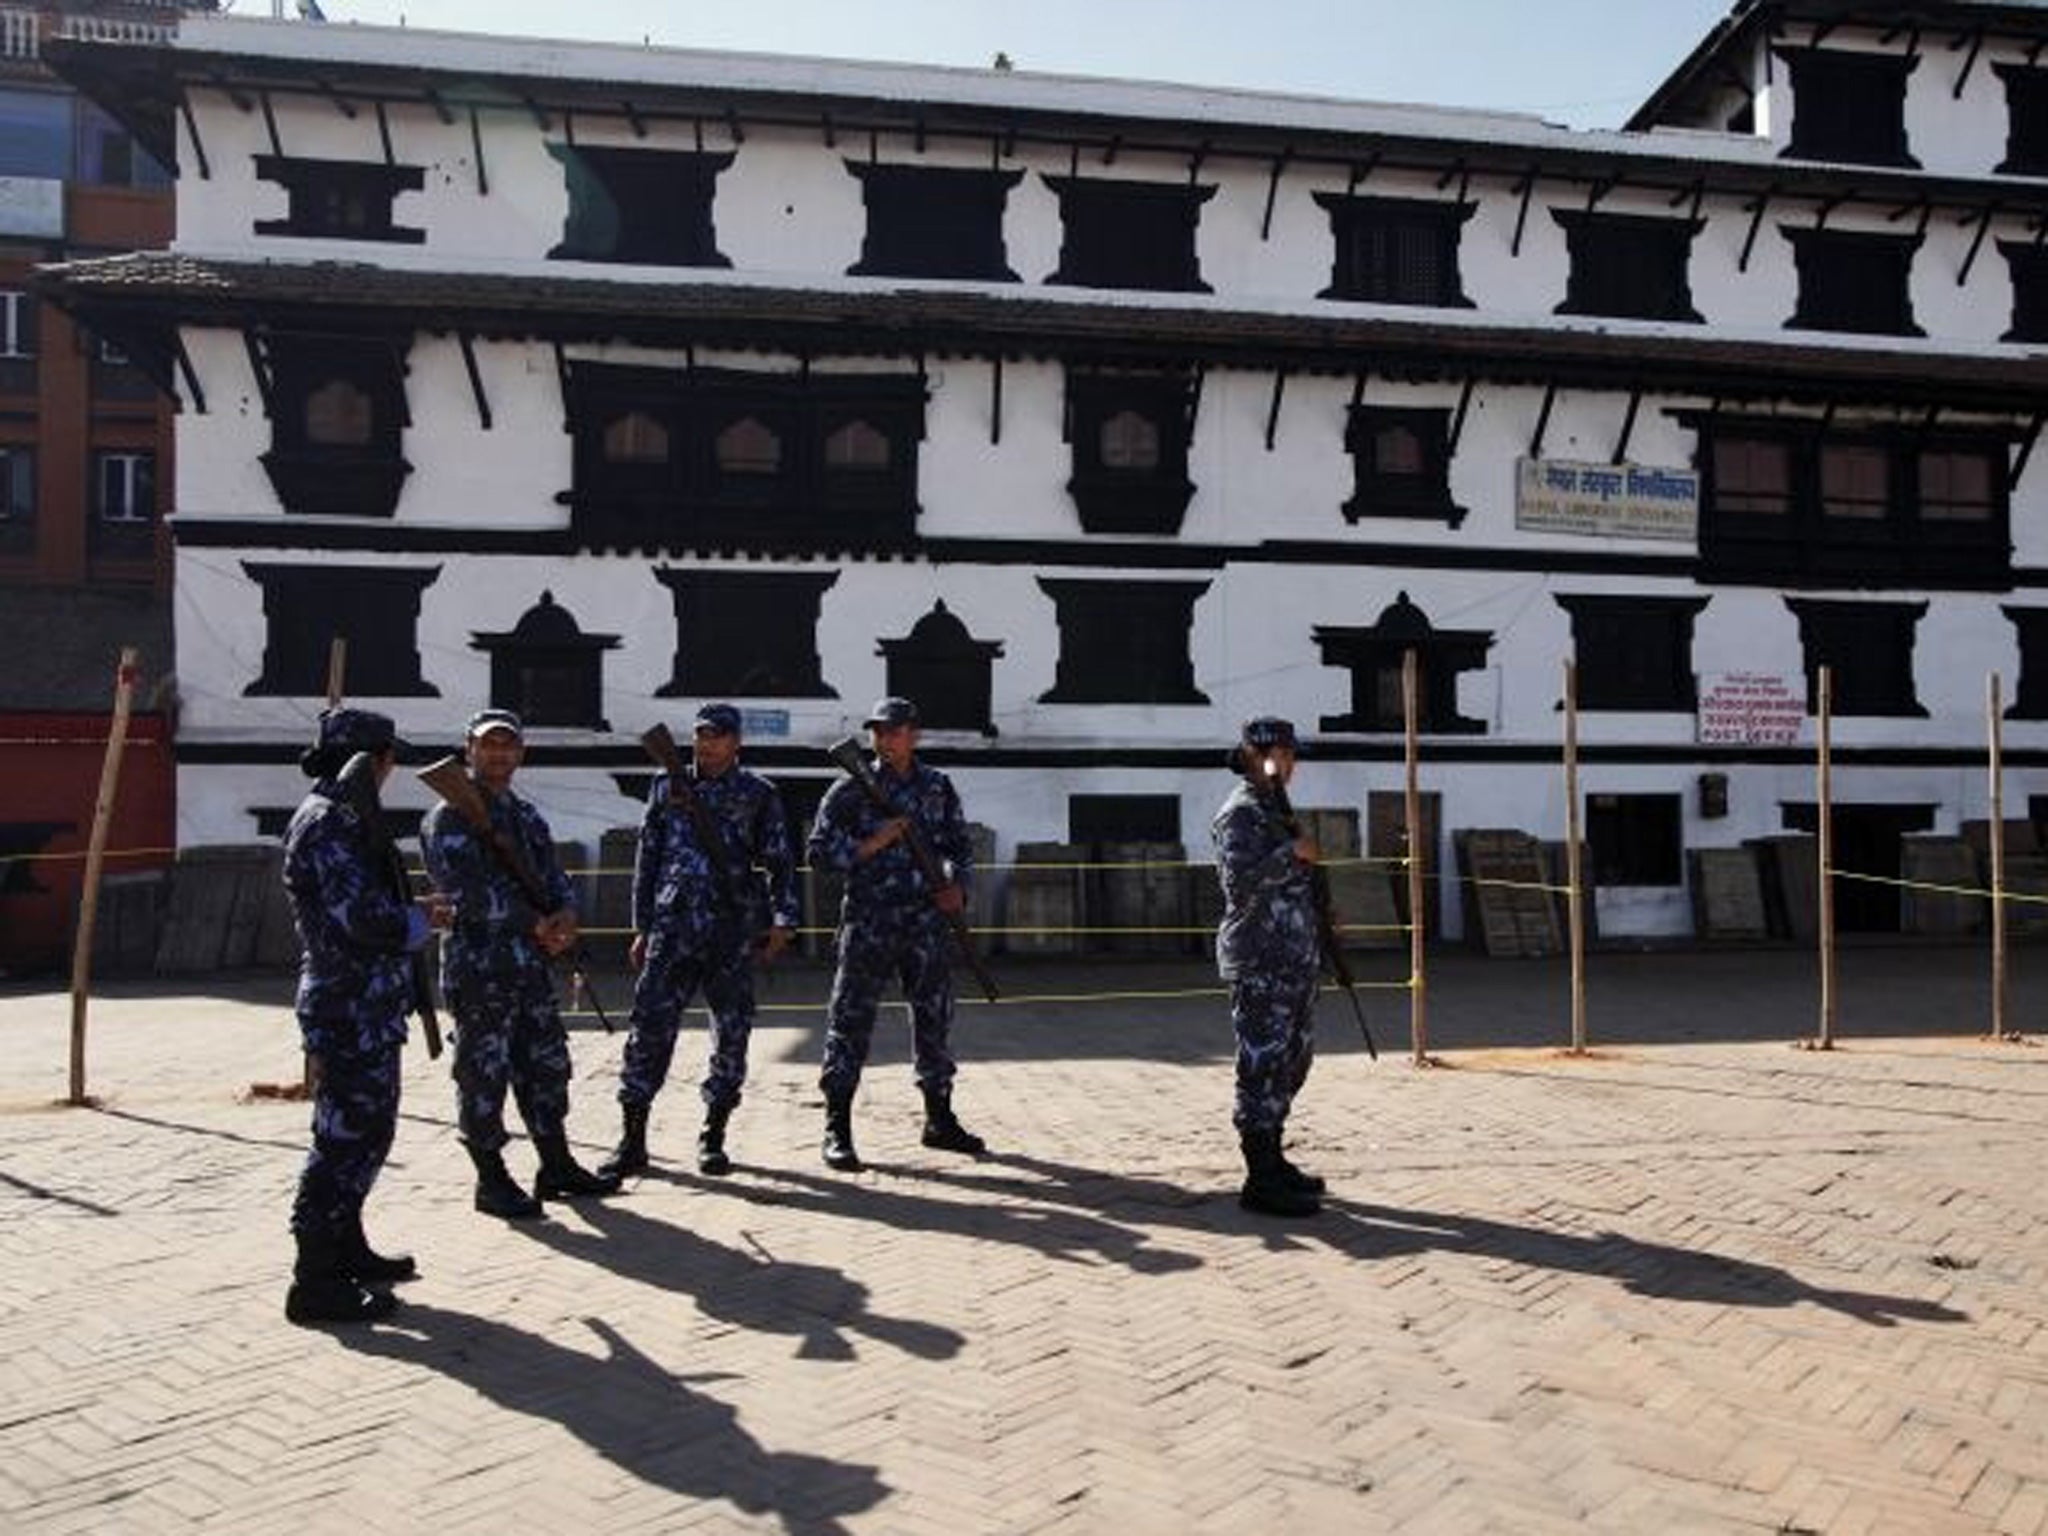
top-left (2, 947), bottom-right (2045, 1534)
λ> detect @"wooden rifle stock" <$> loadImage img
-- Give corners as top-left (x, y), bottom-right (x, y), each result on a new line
top-left (826, 736), bottom-right (999, 1003)
top-left (337, 751), bottom-right (442, 1058)
top-left (415, 756), bottom-right (613, 1031)
top-left (1256, 760), bottom-right (1378, 1061)
top-left (637, 725), bottom-right (752, 911)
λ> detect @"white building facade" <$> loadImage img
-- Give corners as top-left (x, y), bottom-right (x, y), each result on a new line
top-left (38, 0), bottom-right (2048, 941)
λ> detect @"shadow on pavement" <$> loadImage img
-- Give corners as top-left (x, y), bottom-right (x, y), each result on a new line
top-left (522, 1198), bottom-right (966, 1363)
top-left (1321, 1199), bottom-right (1970, 1328)
top-left (338, 1304), bottom-right (888, 1535)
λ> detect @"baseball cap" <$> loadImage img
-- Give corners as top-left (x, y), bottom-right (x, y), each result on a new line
top-left (1241, 716), bottom-right (1298, 750)
top-left (465, 708), bottom-right (524, 741)
top-left (863, 696), bottom-right (919, 729)
top-left (694, 702), bottom-right (742, 736)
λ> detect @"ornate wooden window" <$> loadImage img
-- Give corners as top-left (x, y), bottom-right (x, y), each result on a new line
top-left (1784, 598), bottom-right (1927, 717)
top-left (1314, 592), bottom-right (1491, 734)
top-left (654, 568), bottom-right (840, 698)
top-left (877, 599), bottom-right (1005, 736)
top-left (1553, 211), bottom-right (1703, 323)
top-left (565, 363), bottom-right (925, 552)
top-left (1044, 177), bottom-right (1214, 292)
top-left (1698, 419), bottom-right (2010, 588)
top-left (2004, 607), bottom-right (2048, 719)
top-left (1999, 241), bottom-right (2048, 341)
top-left (1344, 406), bottom-right (1462, 524)
top-left (1997, 65), bottom-right (2048, 174)
top-left (242, 562), bottom-right (440, 697)
top-left (845, 162), bottom-right (1021, 281)
top-left (254, 156), bottom-right (426, 243)
top-left (258, 334), bottom-right (412, 518)
top-left (547, 146), bottom-right (733, 267)
top-left (1037, 579), bottom-right (1210, 705)
top-left (1556, 594), bottom-right (1708, 712)
top-left (1316, 195), bottom-right (1475, 307)
top-left (469, 590), bottom-right (620, 730)
top-left (1783, 228), bottom-right (1922, 336)
top-left (1778, 48), bottom-right (1918, 167)
top-left (1064, 368), bottom-right (1197, 535)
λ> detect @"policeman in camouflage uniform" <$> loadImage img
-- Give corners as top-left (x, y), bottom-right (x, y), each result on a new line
top-left (1212, 716), bottom-right (1324, 1217)
top-left (420, 709), bottom-right (616, 1220)
top-left (282, 707), bottom-right (446, 1325)
top-left (600, 702), bottom-right (798, 1181)
top-left (809, 696), bottom-right (986, 1172)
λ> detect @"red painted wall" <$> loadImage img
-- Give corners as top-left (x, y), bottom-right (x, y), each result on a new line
top-left (0, 711), bottom-right (174, 974)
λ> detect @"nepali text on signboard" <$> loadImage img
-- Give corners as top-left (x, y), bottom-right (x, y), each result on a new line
top-left (1515, 458), bottom-right (1699, 542)
top-left (1697, 672), bottom-right (1805, 746)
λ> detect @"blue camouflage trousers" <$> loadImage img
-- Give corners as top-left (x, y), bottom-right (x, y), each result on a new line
top-left (618, 931), bottom-right (757, 1113)
top-left (819, 916), bottom-right (956, 1099)
top-left (1230, 966), bottom-right (1318, 1135)
top-left (290, 1029), bottom-right (402, 1238)
top-left (449, 980), bottom-right (571, 1152)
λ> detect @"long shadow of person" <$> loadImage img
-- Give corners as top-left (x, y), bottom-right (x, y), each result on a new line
top-left (522, 1198), bottom-right (967, 1362)
top-left (1319, 1199), bottom-right (1969, 1328)
top-left (338, 1304), bottom-right (888, 1534)
top-left (729, 1158), bottom-right (1206, 1278)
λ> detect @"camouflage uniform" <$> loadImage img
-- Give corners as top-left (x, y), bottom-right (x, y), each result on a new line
top-left (620, 763), bottom-right (798, 1113)
top-left (809, 755), bottom-right (975, 1098)
top-left (420, 784), bottom-right (576, 1154)
top-left (282, 760), bottom-right (429, 1245)
top-left (1213, 777), bottom-right (1319, 1136)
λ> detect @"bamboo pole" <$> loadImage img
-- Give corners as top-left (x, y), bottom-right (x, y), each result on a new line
top-left (325, 636), bottom-right (347, 709)
top-left (67, 647), bottom-right (140, 1106)
top-left (1814, 664), bottom-right (1836, 1050)
top-left (1564, 660), bottom-right (1587, 1055)
top-left (1404, 648), bottom-right (1428, 1065)
top-left (1989, 672), bottom-right (2009, 1041)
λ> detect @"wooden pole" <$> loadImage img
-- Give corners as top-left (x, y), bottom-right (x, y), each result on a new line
top-left (1815, 664), bottom-right (1836, 1050)
top-left (325, 636), bottom-right (347, 709)
top-left (1989, 672), bottom-right (2009, 1041)
top-left (1404, 648), bottom-right (1428, 1065)
top-left (67, 647), bottom-right (140, 1106)
top-left (1564, 660), bottom-right (1587, 1055)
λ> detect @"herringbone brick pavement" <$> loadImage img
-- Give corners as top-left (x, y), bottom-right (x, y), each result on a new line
top-left (1, 951), bottom-right (2044, 1533)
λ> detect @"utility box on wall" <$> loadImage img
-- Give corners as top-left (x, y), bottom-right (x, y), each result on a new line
top-left (1699, 772), bottom-right (1729, 819)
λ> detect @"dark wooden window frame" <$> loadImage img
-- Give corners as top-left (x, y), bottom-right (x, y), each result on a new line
top-left (565, 362), bottom-right (925, 552)
top-left (1063, 367), bottom-right (1197, 535)
top-left (1776, 47), bottom-right (1919, 168)
top-left (653, 567), bottom-right (841, 700)
top-left (547, 144), bottom-right (734, 268)
top-left (253, 155), bottom-right (426, 244)
top-left (1784, 597), bottom-right (1928, 718)
top-left (1343, 405), bottom-right (1465, 526)
top-left (1556, 594), bottom-right (1709, 712)
top-left (469, 590), bottom-right (621, 730)
top-left (1695, 415), bottom-right (2011, 588)
top-left (241, 561), bottom-right (441, 698)
top-left (1314, 592), bottom-right (1492, 735)
top-left (876, 598), bottom-right (1005, 736)
top-left (2004, 606), bottom-right (2048, 719)
top-left (1552, 210), bottom-right (1704, 323)
top-left (1315, 193), bottom-right (1475, 307)
top-left (845, 161), bottom-right (1022, 282)
top-left (1043, 175), bottom-right (1215, 293)
top-left (259, 333), bottom-right (413, 519)
top-left (1586, 793), bottom-right (1684, 887)
top-left (1999, 239), bottom-right (2048, 341)
top-left (1994, 63), bottom-right (2048, 175)
top-left (1782, 227), bottom-right (1924, 336)
top-left (1037, 578), bottom-right (1211, 705)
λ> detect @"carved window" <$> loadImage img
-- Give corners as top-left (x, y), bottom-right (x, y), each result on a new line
top-left (1037, 579), bottom-right (1210, 705)
top-left (2004, 607), bottom-right (2048, 719)
top-left (1064, 369), bottom-right (1196, 535)
top-left (1784, 228), bottom-right (1922, 336)
top-left (1044, 177), bottom-right (1214, 292)
top-left (715, 417), bottom-right (782, 477)
top-left (654, 568), bottom-right (840, 698)
top-left (1344, 406), bottom-right (1461, 524)
top-left (604, 410), bottom-right (669, 464)
top-left (1997, 65), bottom-right (2048, 175)
top-left (1554, 211), bottom-right (1703, 323)
top-left (1785, 598), bottom-right (1927, 717)
top-left (548, 146), bottom-right (732, 267)
top-left (258, 335), bottom-right (412, 518)
top-left (242, 562), bottom-right (440, 697)
top-left (1317, 195), bottom-right (1474, 307)
top-left (846, 162), bottom-right (1021, 281)
top-left (877, 599), bottom-right (1004, 736)
top-left (1314, 592), bottom-right (1491, 734)
top-left (254, 156), bottom-right (425, 243)
top-left (1999, 241), bottom-right (2048, 342)
top-left (824, 418), bottom-right (891, 471)
top-left (1778, 48), bottom-right (1918, 167)
top-left (1556, 594), bottom-right (1707, 712)
top-left (1587, 795), bottom-right (1683, 887)
top-left (470, 590), bottom-right (620, 730)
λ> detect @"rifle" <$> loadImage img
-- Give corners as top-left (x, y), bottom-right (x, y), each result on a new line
top-left (638, 724), bottom-right (761, 925)
top-left (336, 750), bottom-right (443, 1058)
top-left (415, 756), bottom-right (614, 1031)
top-left (825, 735), bottom-right (999, 1003)
top-left (1254, 759), bottom-right (1378, 1061)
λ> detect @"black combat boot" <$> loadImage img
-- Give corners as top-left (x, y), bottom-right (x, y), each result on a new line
top-left (339, 1210), bottom-right (418, 1284)
top-left (1275, 1141), bottom-right (1327, 1197)
top-left (1239, 1129), bottom-right (1321, 1218)
top-left (919, 1085), bottom-right (988, 1156)
top-left (285, 1229), bottom-right (400, 1326)
top-left (467, 1141), bottom-right (544, 1221)
top-left (534, 1131), bottom-right (622, 1200)
top-left (697, 1103), bottom-right (734, 1177)
top-left (597, 1102), bottom-right (650, 1182)
top-left (821, 1090), bottom-right (862, 1172)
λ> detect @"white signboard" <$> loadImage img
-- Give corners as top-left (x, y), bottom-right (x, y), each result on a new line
top-left (1698, 672), bottom-right (1805, 746)
top-left (1516, 458), bottom-right (1699, 542)
top-left (0, 177), bottom-right (63, 239)
top-left (741, 707), bottom-right (790, 739)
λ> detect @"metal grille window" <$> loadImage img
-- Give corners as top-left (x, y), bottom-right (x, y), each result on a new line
top-left (95, 452), bottom-right (155, 524)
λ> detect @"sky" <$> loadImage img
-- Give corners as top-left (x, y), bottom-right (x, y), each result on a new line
top-left (221, 1), bottom-right (1741, 131)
